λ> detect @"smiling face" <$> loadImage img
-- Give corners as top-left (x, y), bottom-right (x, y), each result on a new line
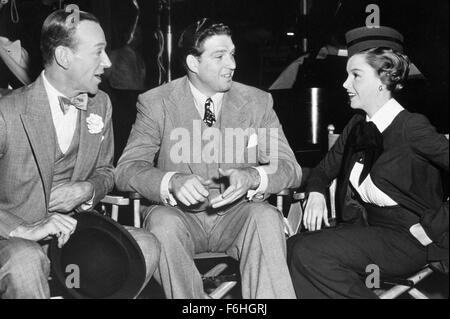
top-left (67, 20), bottom-right (111, 95)
top-left (343, 53), bottom-right (385, 114)
top-left (188, 34), bottom-right (236, 96)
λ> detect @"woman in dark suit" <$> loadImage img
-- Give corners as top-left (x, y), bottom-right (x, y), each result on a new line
top-left (287, 27), bottom-right (449, 299)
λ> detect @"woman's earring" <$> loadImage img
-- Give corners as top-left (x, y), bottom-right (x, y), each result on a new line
top-left (379, 85), bottom-right (383, 92)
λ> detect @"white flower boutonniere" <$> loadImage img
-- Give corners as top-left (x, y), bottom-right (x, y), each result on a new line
top-left (86, 113), bottom-right (104, 134)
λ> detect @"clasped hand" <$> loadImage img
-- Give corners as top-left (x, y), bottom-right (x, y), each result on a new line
top-left (170, 168), bottom-right (260, 209)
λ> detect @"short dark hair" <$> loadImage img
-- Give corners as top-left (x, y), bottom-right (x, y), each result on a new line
top-left (40, 9), bottom-right (99, 67)
top-left (177, 18), bottom-right (231, 71)
top-left (361, 47), bottom-right (410, 92)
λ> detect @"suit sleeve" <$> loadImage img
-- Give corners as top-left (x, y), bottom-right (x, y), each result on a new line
top-left (85, 96), bottom-right (115, 206)
top-left (0, 110), bottom-right (27, 238)
top-left (114, 94), bottom-right (168, 203)
top-left (306, 114), bottom-right (363, 194)
top-left (407, 114), bottom-right (449, 245)
top-left (258, 94), bottom-right (302, 196)
top-left (0, 109), bottom-right (6, 157)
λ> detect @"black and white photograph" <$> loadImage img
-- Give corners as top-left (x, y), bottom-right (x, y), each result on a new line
top-left (0, 0), bottom-right (448, 309)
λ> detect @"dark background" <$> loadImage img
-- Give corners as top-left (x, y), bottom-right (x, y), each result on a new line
top-left (1, 0), bottom-right (448, 162)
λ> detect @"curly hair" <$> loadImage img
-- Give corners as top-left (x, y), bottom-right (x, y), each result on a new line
top-left (177, 18), bottom-right (231, 71)
top-left (361, 47), bottom-right (410, 92)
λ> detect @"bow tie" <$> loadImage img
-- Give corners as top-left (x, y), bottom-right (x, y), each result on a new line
top-left (347, 120), bottom-right (384, 185)
top-left (58, 94), bottom-right (88, 114)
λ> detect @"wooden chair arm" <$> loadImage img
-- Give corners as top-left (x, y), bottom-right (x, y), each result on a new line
top-left (100, 195), bottom-right (130, 206)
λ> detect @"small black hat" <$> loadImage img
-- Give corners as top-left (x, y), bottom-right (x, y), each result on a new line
top-left (345, 26), bottom-right (423, 78)
top-left (345, 26), bottom-right (404, 57)
top-left (49, 211), bottom-right (146, 299)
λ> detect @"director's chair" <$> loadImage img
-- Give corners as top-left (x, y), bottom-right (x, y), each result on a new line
top-left (101, 189), bottom-right (303, 299)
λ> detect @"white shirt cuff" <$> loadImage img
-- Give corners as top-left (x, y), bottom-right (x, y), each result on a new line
top-left (410, 223), bottom-right (433, 246)
top-left (247, 167), bottom-right (268, 201)
top-left (80, 191), bottom-right (95, 211)
top-left (160, 172), bottom-right (178, 206)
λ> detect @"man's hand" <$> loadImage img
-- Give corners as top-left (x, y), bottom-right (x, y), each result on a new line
top-left (169, 173), bottom-right (212, 207)
top-left (49, 182), bottom-right (94, 213)
top-left (210, 168), bottom-right (260, 209)
top-left (303, 192), bottom-right (330, 232)
top-left (9, 214), bottom-right (78, 248)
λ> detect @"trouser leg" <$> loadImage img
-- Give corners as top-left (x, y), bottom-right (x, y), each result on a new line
top-left (125, 226), bottom-right (161, 297)
top-left (0, 238), bottom-right (51, 299)
top-left (143, 206), bottom-right (208, 299)
top-left (287, 226), bottom-right (427, 299)
top-left (211, 202), bottom-right (296, 299)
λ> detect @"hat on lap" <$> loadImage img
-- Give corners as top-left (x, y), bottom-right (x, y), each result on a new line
top-left (49, 211), bottom-right (146, 299)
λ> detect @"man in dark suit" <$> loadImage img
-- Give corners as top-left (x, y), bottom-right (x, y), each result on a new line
top-left (115, 18), bottom-right (302, 299)
top-left (0, 10), bottom-right (159, 299)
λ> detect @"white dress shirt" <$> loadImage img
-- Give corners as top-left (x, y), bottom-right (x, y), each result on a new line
top-left (349, 98), bottom-right (403, 206)
top-left (349, 98), bottom-right (432, 246)
top-left (160, 81), bottom-right (268, 206)
top-left (42, 71), bottom-right (79, 154)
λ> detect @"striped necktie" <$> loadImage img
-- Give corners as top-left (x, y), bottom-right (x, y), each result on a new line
top-left (203, 97), bottom-right (216, 127)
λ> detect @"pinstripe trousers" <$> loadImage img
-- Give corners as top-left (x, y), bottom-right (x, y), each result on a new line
top-left (143, 201), bottom-right (296, 299)
top-left (0, 237), bottom-right (51, 299)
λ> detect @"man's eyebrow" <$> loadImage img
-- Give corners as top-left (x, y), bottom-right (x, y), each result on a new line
top-left (210, 49), bottom-right (228, 54)
top-left (94, 42), bottom-right (107, 48)
top-left (210, 48), bottom-right (235, 55)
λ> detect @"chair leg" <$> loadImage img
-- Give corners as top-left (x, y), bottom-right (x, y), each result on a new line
top-left (277, 195), bottom-right (283, 212)
top-left (199, 256), bottom-right (238, 299)
top-left (209, 282), bottom-right (238, 299)
top-left (111, 204), bottom-right (119, 222)
top-left (203, 263), bottom-right (229, 278)
top-left (133, 199), bottom-right (141, 228)
top-left (408, 288), bottom-right (430, 299)
top-left (379, 267), bottom-right (434, 299)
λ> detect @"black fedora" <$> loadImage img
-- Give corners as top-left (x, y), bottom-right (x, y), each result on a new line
top-left (49, 211), bottom-right (146, 299)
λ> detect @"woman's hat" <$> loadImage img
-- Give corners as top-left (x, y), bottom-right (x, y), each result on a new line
top-left (345, 26), bottom-right (423, 78)
top-left (49, 211), bottom-right (146, 299)
top-left (345, 26), bottom-right (404, 57)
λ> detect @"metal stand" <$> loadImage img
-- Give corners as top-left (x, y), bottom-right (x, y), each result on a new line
top-left (157, 0), bottom-right (173, 83)
top-left (166, 0), bottom-right (173, 82)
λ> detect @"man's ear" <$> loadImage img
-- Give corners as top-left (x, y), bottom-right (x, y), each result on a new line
top-left (54, 46), bottom-right (72, 70)
top-left (186, 54), bottom-right (199, 74)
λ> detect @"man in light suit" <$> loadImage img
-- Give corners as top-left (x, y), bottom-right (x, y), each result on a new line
top-left (115, 18), bottom-right (302, 299)
top-left (0, 10), bottom-right (159, 299)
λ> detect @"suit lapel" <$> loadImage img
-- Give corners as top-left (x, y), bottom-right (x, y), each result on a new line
top-left (72, 98), bottom-right (103, 181)
top-left (219, 85), bottom-right (249, 131)
top-left (165, 77), bottom-right (203, 176)
top-left (20, 76), bottom-right (56, 206)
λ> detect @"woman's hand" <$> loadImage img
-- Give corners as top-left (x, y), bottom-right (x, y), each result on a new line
top-left (303, 192), bottom-right (330, 232)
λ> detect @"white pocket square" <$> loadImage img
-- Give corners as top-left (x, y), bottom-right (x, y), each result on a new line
top-left (247, 133), bottom-right (258, 148)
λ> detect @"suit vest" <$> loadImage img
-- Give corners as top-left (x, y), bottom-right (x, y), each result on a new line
top-left (52, 114), bottom-right (81, 187)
